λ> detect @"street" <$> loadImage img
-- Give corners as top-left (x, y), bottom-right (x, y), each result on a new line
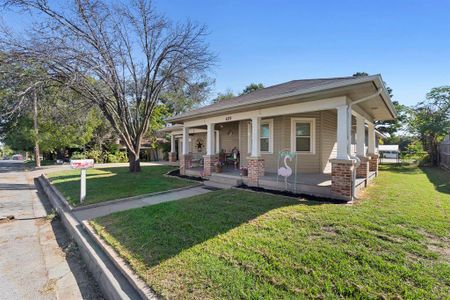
top-left (0, 161), bottom-right (103, 299)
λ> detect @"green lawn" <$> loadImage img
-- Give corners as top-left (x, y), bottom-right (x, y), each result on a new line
top-left (90, 165), bottom-right (450, 299)
top-left (48, 165), bottom-right (195, 206)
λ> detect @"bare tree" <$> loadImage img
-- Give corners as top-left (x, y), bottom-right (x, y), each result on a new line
top-left (1, 0), bottom-right (215, 172)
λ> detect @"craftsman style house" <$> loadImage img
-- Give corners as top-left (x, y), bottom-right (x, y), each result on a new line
top-left (164, 75), bottom-right (396, 201)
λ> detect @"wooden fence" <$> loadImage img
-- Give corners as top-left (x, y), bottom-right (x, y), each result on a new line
top-left (438, 139), bottom-right (450, 171)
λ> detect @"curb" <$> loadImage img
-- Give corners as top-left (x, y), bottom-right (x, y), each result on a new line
top-left (37, 175), bottom-right (156, 300)
top-left (83, 221), bottom-right (156, 300)
top-left (42, 174), bottom-right (75, 210)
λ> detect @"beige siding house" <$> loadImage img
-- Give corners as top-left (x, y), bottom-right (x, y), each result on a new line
top-left (164, 75), bottom-right (396, 201)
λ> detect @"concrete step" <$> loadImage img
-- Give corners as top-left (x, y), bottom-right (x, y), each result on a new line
top-left (204, 180), bottom-right (235, 189)
top-left (209, 174), bottom-right (242, 186)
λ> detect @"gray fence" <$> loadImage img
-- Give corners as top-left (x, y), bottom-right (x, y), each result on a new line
top-left (439, 139), bottom-right (450, 171)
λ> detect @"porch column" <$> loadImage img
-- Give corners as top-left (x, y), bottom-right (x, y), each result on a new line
top-left (247, 116), bottom-right (264, 185)
top-left (331, 105), bottom-right (355, 201)
top-left (367, 122), bottom-right (379, 175)
top-left (356, 116), bottom-right (366, 157)
top-left (180, 126), bottom-right (191, 175)
top-left (336, 105), bottom-right (350, 160)
top-left (251, 116), bottom-right (261, 157)
top-left (168, 134), bottom-right (177, 162)
top-left (355, 116), bottom-right (370, 183)
top-left (203, 123), bottom-right (217, 177)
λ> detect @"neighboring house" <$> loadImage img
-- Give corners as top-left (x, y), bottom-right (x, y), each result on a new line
top-left (164, 75), bottom-right (396, 201)
top-left (379, 144), bottom-right (400, 160)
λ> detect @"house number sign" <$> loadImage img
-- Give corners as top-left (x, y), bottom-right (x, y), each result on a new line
top-left (225, 116), bottom-right (232, 121)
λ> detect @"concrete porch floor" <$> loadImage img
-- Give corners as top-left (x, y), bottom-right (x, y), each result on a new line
top-left (184, 166), bottom-right (375, 200)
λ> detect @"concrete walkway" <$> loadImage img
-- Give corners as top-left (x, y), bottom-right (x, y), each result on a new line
top-left (0, 161), bottom-right (102, 300)
top-left (74, 186), bottom-right (212, 221)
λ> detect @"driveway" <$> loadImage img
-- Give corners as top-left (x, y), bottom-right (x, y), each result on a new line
top-left (0, 161), bottom-right (103, 299)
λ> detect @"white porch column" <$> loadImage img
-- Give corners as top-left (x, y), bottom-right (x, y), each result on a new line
top-left (356, 116), bottom-right (366, 157)
top-left (336, 105), bottom-right (349, 159)
top-left (170, 134), bottom-right (176, 153)
top-left (206, 123), bottom-right (215, 155)
top-left (367, 122), bottom-right (376, 154)
top-left (251, 116), bottom-right (261, 157)
top-left (215, 131), bottom-right (220, 154)
top-left (182, 126), bottom-right (189, 155)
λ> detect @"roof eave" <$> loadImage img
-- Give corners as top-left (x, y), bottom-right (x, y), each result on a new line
top-left (168, 74), bottom-right (397, 123)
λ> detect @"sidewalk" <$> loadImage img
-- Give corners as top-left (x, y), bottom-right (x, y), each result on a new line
top-left (73, 186), bottom-right (211, 221)
top-left (0, 161), bottom-right (102, 300)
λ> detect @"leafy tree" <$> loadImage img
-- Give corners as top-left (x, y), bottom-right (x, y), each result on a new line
top-left (352, 72), bottom-right (369, 77)
top-left (0, 55), bottom-right (102, 161)
top-left (240, 83), bottom-right (264, 95)
top-left (212, 89), bottom-right (235, 103)
top-left (1, 0), bottom-right (215, 172)
top-left (161, 76), bottom-right (213, 115)
top-left (0, 54), bottom-right (50, 166)
top-left (352, 72), bottom-right (403, 137)
top-left (408, 86), bottom-right (450, 166)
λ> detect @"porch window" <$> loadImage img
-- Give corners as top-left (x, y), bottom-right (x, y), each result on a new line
top-left (248, 119), bottom-right (273, 154)
top-left (291, 118), bottom-right (315, 154)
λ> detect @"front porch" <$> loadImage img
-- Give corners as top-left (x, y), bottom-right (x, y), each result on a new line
top-left (169, 105), bottom-right (381, 201)
top-left (186, 165), bottom-right (376, 200)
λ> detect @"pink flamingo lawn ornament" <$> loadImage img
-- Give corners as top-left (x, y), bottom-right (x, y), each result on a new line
top-left (278, 154), bottom-right (293, 189)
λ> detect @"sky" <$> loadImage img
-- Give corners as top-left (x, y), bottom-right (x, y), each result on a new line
top-left (2, 0), bottom-right (450, 106)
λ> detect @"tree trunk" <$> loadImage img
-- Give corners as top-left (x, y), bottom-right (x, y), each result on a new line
top-left (128, 150), bottom-right (141, 172)
top-left (33, 90), bottom-right (41, 168)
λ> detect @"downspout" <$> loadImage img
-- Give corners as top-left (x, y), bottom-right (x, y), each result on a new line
top-left (347, 88), bottom-right (383, 200)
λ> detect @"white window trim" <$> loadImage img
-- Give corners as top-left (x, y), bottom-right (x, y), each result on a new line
top-left (291, 117), bottom-right (316, 154)
top-left (247, 119), bottom-right (274, 154)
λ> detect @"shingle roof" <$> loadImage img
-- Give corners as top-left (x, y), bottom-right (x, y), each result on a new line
top-left (169, 76), bottom-right (362, 121)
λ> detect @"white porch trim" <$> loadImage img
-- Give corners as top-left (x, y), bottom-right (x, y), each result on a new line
top-left (367, 123), bottom-right (376, 154)
top-left (336, 105), bottom-right (350, 160)
top-left (184, 96), bottom-right (347, 127)
top-left (170, 134), bottom-right (176, 153)
top-left (356, 116), bottom-right (366, 157)
top-left (251, 116), bottom-right (261, 157)
top-left (206, 123), bottom-right (215, 155)
top-left (182, 126), bottom-right (189, 155)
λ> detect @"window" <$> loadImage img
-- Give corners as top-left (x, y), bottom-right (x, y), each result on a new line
top-left (291, 118), bottom-right (315, 154)
top-left (248, 119), bottom-right (273, 154)
top-left (260, 122), bottom-right (270, 152)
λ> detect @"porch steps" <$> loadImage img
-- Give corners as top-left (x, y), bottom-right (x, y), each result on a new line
top-left (204, 173), bottom-right (243, 189)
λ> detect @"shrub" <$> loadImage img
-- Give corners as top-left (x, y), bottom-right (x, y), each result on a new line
top-left (85, 149), bottom-right (103, 163)
top-left (104, 151), bottom-right (128, 163)
top-left (71, 151), bottom-right (86, 159)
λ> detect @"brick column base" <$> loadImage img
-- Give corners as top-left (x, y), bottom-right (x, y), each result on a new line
top-left (180, 154), bottom-right (192, 176)
top-left (330, 159), bottom-right (355, 200)
top-left (168, 152), bottom-right (177, 162)
top-left (203, 155), bottom-right (218, 177)
top-left (355, 156), bottom-right (370, 183)
top-left (247, 157), bottom-right (265, 186)
top-left (368, 153), bottom-right (379, 175)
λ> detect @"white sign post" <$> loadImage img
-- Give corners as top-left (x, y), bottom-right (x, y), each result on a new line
top-left (70, 159), bottom-right (94, 203)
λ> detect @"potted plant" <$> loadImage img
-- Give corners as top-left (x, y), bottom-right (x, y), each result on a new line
top-left (215, 161), bottom-right (223, 173)
top-left (240, 166), bottom-right (248, 176)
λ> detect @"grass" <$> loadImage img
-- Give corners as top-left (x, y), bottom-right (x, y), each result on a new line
top-left (90, 165), bottom-right (450, 299)
top-left (25, 159), bottom-right (56, 169)
top-left (47, 165), bottom-right (195, 206)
